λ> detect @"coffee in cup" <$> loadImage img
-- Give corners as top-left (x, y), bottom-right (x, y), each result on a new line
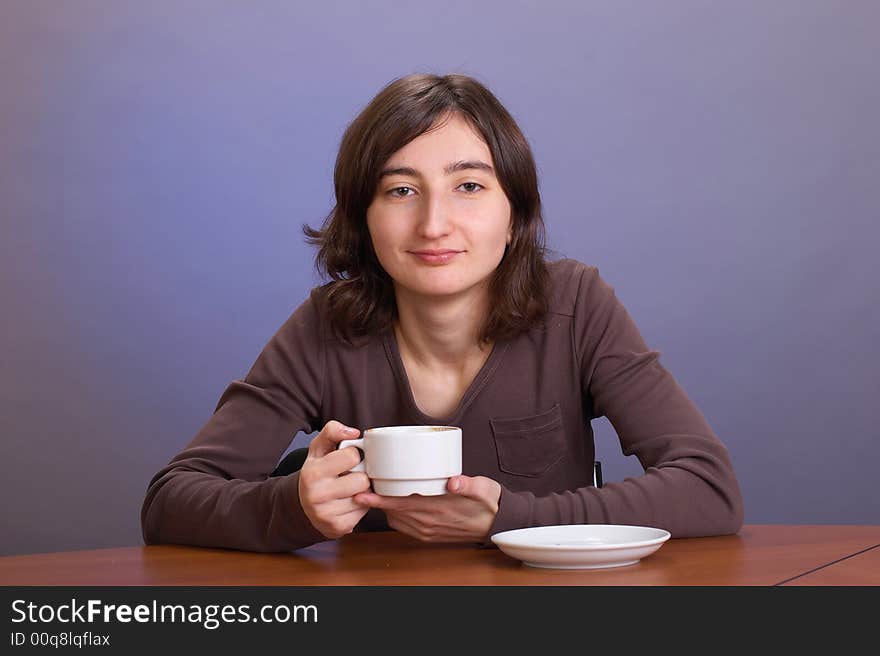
top-left (338, 425), bottom-right (462, 496)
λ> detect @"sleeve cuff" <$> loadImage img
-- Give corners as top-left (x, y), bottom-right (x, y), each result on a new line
top-left (274, 471), bottom-right (330, 550)
top-left (480, 485), bottom-right (535, 547)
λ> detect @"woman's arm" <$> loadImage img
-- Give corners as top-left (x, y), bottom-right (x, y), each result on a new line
top-left (140, 291), bottom-right (329, 551)
top-left (489, 263), bottom-right (744, 538)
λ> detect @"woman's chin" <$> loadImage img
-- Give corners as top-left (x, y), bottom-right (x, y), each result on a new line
top-left (400, 279), bottom-right (475, 298)
top-left (392, 269), bottom-right (491, 300)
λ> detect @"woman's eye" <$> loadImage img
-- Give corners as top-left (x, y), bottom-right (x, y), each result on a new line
top-left (458, 182), bottom-right (484, 193)
top-left (388, 186), bottom-right (415, 198)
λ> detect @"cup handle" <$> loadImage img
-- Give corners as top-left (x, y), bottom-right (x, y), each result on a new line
top-left (337, 438), bottom-right (365, 473)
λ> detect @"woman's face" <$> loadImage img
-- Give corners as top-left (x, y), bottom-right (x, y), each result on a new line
top-left (366, 113), bottom-right (512, 303)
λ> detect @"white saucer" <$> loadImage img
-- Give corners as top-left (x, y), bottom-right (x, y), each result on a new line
top-left (491, 524), bottom-right (671, 570)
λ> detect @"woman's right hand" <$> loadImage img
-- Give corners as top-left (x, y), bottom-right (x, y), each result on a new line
top-left (297, 420), bottom-right (372, 539)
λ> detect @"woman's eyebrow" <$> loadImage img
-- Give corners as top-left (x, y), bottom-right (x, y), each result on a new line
top-left (378, 160), bottom-right (495, 179)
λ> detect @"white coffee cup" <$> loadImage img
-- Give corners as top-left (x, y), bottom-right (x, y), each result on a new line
top-left (338, 425), bottom-right (462, 496)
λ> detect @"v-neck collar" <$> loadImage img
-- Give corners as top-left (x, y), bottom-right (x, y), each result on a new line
top-left (382, 327), bottom-right (509, 426)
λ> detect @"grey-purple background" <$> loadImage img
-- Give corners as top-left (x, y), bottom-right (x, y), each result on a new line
top-left (2, 2), bottom-right (877, 556)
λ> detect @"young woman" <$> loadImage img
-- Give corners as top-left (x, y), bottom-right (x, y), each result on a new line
top-left (141, 73), bottom-right (744, 551)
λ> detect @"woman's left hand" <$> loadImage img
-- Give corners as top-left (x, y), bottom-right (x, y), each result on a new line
top-left (354, 475), bottom-right (502, 543)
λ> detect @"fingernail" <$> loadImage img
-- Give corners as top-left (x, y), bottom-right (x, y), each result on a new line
top-left (449, 477), bottom-right (461, 492)
top-left (344, 427), bottom-right (359, 435)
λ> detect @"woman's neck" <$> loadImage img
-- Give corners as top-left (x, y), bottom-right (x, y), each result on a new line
top-left (393, 284), bottom-right (492, 372)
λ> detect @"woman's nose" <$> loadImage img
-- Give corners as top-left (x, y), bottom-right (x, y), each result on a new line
top-left (416, 193), bottom-right (453, 239)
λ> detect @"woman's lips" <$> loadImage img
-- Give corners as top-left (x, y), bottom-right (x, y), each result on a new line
top-left (409, 251), bottom-right (463, 265)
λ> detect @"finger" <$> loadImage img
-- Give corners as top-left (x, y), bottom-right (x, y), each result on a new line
top-left (388, 508), bottom-right (439, 526)
top-left (311, 446), bottom-right (365, 477)
top-left (353, 492), bottom-right (424, 510)
top-left (386, 510), bottom-right (478, 541)
top-left (385, 511), bottom-right (462, 543)
top-left (304, 470), bottom-right (371, 505)
top-left (330, 471), bottom-right (372, 499)
top-left (353, 491), bottom-right (382, 507)
top-left (332, 500), bottom-right (372, 518)
top-left (385, 512), bottom-right (422, 539)
top-left (317, 505), bottom-right (370, 539)
top-left (308, 420), bottom-right (361, 457)
top-left (319, 497), bottom-right (371, 518)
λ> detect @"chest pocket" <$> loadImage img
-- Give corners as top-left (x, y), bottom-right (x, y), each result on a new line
top-left (489, 403), bottom-right (566, 477)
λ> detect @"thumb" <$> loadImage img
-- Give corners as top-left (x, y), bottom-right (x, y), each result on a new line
top-left (446, 475), bottom-right (471, 496)
top-left (448, 475), bottom-right (501, 507)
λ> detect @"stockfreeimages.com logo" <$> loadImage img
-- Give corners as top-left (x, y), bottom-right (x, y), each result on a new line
top-left (11, 598), bottom-right (318, 631)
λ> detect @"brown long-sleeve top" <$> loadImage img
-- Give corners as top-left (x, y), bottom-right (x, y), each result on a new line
top-left (140, 258), bottom-right (744, 552)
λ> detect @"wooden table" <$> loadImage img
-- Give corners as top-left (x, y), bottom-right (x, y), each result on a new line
top-left (1, 525), bottom-right (878, 586)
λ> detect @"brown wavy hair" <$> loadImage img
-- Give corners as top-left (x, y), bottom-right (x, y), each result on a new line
top-left (303, 73), bottom-right (552, 345)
